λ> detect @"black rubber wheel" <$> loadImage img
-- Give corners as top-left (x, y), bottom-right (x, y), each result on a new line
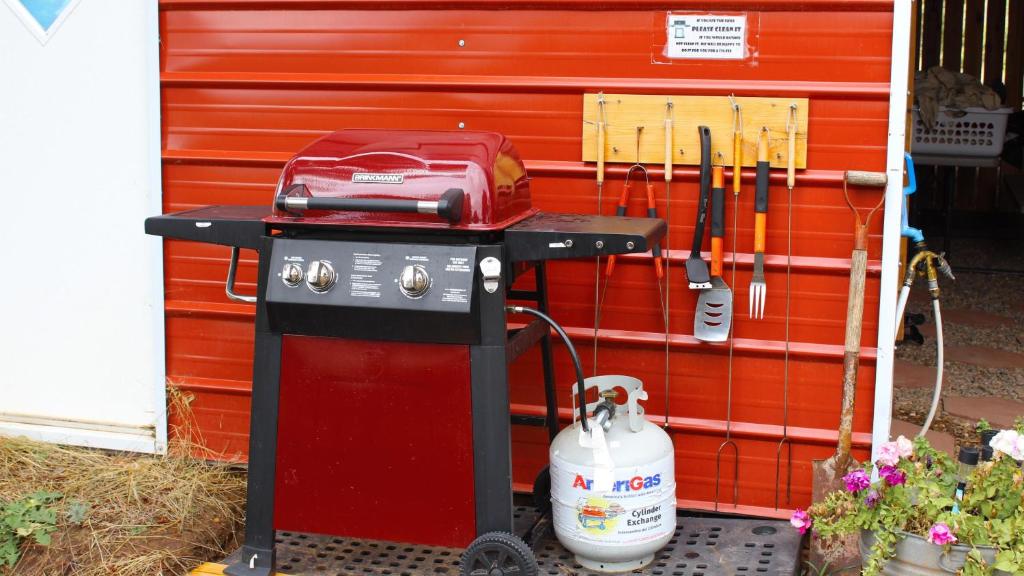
top-left (460, 531), bottom-right (539, 576)
top-left (532, 465), bottom-right (552, 515)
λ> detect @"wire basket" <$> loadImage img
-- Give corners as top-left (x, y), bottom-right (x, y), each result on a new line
top-left (911, 106), bottom-right (1012, 157)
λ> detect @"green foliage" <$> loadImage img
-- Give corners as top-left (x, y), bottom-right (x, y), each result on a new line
top-left (976, 419), bottom-right (992, 434)
top-left (805, 434), bottom-right (1024, 576)
top-left (0, 491), bottom-right (62, 567)
top-left (65, 500), bottom-right (89, 525)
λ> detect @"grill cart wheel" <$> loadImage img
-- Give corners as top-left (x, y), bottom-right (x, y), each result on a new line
top-left (461, 531), bottom-right (538, 576)
top-left (532, 465), bottom-right (551, 515)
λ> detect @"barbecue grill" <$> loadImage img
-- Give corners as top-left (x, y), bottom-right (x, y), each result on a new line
top-left (146, 129), bottom-right (665, 576)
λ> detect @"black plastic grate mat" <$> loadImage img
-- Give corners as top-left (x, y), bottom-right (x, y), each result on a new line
top-left (222, 507), bottom-right (800, 575)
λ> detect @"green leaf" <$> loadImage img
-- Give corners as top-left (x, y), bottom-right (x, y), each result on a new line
top-left (994, 550), bottom-right (1017, 571)
top-left (66, 500), bottom-right (89, 525)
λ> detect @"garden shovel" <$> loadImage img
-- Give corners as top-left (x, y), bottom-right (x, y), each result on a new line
top-left (810, 169), bottom-right (886, 574)
top-left (695, 165), bottom-right (731, 342)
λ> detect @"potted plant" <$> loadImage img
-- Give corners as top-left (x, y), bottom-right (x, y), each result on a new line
top-left (790, 423), bottom-right (1024, 575)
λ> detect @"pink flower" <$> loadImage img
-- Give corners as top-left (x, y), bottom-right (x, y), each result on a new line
top-left (844, 469), bottom-right (871, 493)
top-left (876, 442), bottom-right (901, 466)
top-left (790, 509), bottom-right (812, 534)
top-left (927, 522), bottom-right (957, 545)
top-left (895, 435), bottom-right (914, 458)
top-left (880, 465), bottom-right (906, 486)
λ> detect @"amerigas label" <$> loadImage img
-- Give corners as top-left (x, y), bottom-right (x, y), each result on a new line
top-left (550, 452), bottom-right (676, 546)
top-left (666, 14), bottom-right (747, 60)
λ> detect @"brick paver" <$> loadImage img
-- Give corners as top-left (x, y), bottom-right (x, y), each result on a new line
top-left (890, 419), bottom-right (956, 455)
top-left (945, 345), bottom-right (1024, 369)
top-left (944, 396), bottom-right (1024, 430)
top-left (894, 359), bottom-right (938, 389)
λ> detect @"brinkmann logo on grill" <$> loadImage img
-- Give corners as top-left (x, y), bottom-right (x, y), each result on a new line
top-left (352, 173), bottom-right (404, 184)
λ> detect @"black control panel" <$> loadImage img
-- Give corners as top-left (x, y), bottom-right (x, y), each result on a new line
top-left (264, 238), bottom-right (483, 343)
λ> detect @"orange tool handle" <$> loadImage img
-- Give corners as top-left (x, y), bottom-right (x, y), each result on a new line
top-left (605, 254), bottom-right (618, 277)
top-left (710, 166), bottom-right (725, 277)
top-left (645, 184), bottom-right (663, 270)
top-left (754, 128), bottom-right (770, 252)
top-left (615, 182), bottom-right (632, 215)
top-left (605, 181), bottom-right (630, 277)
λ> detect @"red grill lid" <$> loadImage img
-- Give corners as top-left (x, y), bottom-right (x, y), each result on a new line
top-left (267, 129), bottom-right (535, 231)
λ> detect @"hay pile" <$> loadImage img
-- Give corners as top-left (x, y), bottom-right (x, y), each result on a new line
top-left (0, 407), bottom-right (246, 574)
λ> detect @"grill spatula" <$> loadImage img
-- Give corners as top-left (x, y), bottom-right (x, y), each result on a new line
top-left (686, 126), bottom-right (713, 289)
top-left (695, 165), bottom-right (732, 342)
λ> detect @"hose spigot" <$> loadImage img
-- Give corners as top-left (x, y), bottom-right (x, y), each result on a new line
top-left (934, 253), bottom-right (955, 281)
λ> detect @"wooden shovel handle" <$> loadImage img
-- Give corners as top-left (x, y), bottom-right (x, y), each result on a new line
top-left (837, 248), bottom-right (868, 464)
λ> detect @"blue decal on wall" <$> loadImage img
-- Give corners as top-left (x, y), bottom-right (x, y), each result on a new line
top-left (18, 0), bottom-right (72, 31)
top-left (4, 0), bottom-right (81, 44)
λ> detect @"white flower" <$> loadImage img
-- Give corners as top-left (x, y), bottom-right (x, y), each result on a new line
top-left (895, 435), bottom-right (914, 458)
top-left (989, 430), bottom-right (1024, 461)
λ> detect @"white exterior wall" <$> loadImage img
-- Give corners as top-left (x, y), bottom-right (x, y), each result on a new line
top-left (0, 0), bottom-right (165, 453)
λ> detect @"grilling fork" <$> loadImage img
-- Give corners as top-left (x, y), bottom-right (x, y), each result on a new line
top-left (749, 127), bottom-right (770, 319)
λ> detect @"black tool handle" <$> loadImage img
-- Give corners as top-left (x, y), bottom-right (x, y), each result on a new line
top-left (755, 160), bottom-right (770, 214)
top-left (689, 126), bottom-right (712, 257)
top-left (711, 182), bottom-right (725, 239)
top-left (277, 185), bottom-right (465, 223)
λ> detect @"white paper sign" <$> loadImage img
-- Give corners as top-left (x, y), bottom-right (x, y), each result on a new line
top-left (665, 14), bottom-right (747, 60)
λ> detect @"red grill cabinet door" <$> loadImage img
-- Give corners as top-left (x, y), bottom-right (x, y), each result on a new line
top-left (274, 336), bottom-right (477, 548)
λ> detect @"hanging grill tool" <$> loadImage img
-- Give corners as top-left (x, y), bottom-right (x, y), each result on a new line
top-left (695, 162), bottom-right (732, 342)
top-left (663, 100), bottom-right (674, 430)
top-left (597, 128), bottom-right (667, 354)
top-left (592, 93), bottom-right (607, 375)
top-left (145, 130), bottom-right (665, 576)
top-left (685, 126), bottom-right (713, 290)
top-left (715, 98), bottom-right (743, 510)
top-left (749, 127), bottom-right (770, 319)
top-left (775, 105), bottom-right (798, 509)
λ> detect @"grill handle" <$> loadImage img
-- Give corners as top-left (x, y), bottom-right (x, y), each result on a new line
top-left (226, 247), bottom-right (257, 303)
top-left (276, 185), bottom-right (465, 223)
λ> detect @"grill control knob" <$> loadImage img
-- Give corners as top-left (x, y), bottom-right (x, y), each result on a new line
top-left (399, 265), bottom-right (431, 298)
top-left (282, 262), bottom-right (303, 287)
top-left (306, 260), bottom-right (336, 293)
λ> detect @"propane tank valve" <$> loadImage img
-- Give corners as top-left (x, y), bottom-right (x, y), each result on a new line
top-left (591, 389), bottom-right (618, 432)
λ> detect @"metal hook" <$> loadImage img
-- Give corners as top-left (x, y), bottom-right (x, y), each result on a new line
top-left (774, 437), bottom-right (793, 509)
top-left (786, 103), bottom-right (798, 136)
top-left (625, 126), bottom-right (649, 186)
top-left (715, 439), bottom-right (740, 511)
top-left (635, 125), bottom-right (644, 164)
top-left (729, 94), bottom-right (743, 132)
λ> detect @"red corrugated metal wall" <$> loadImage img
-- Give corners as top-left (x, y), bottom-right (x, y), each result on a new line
top-left (158, 0), bottom-right (893, 518)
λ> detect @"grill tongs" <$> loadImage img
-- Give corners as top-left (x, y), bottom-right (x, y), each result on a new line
top-left (275, 183), bottom-right (466, 223)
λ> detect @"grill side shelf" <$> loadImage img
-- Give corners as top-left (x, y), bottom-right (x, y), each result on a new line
top-left (504, 213), bottom-right (667, 263)
top-left (145, 205), bottom-right (271, 250)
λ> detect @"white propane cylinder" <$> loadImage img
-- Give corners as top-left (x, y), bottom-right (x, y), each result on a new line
top-left (549, 375), bottom-right (676, 573)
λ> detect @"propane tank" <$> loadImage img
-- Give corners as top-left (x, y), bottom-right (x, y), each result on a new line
top-left (549, 375), bottom-right (676, 573)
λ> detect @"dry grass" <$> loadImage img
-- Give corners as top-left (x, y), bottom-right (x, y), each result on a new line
top-left (0, 391), bottom-right (246, 575)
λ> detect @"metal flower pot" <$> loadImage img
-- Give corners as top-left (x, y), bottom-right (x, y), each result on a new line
top-left (859, 530), bottom-right (1008, 575)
